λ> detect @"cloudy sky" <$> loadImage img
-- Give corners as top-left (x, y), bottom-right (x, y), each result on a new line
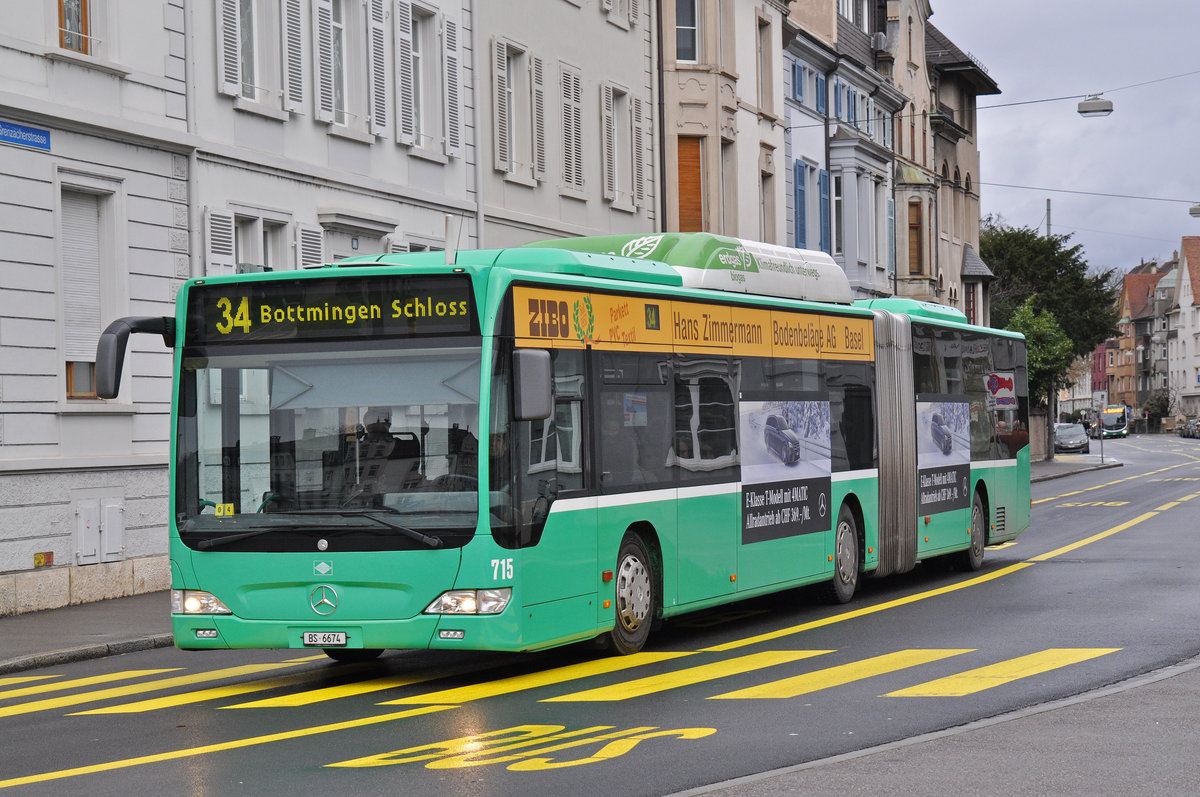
top-left (928, 1), bottom-right (1200, 273)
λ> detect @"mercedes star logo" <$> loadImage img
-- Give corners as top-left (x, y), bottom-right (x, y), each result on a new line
top-left (310, 585), bottom-right (338, 615)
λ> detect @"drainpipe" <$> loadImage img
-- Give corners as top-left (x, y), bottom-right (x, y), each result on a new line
top-left (656, 0), bottom-right (667, 231)
top-left (184, 0), bottom-right (200, 278)
top-left (471, 5), bottom-right (485, 247)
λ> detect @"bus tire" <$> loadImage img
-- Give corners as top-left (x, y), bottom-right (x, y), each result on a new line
top-left (819, 505), bottom-right (859, 604)
top-left (953, 492), bottom-right (987, 572)
top-left (608, 532), bottom-right (655, 655)
top-left (324, 648), bottom-right (383, 663)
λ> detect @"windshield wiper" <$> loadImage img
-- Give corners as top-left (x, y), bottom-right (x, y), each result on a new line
top-left (191, 509), bottom-right (443, 550)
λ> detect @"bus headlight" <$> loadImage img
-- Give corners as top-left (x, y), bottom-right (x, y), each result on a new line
top-left (425, 588), bottom-right (511, 615)
top-left (172, 589), bottom-right (233, 615)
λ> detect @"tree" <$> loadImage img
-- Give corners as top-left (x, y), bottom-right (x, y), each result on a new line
top-left (1006, 296), bottom-right (1075, 409)
top-left (980, 216), bottom-right (1120, 360)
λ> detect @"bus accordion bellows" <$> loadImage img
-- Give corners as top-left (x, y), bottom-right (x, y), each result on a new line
top-left (96, 232), bottom-right (1030, 659)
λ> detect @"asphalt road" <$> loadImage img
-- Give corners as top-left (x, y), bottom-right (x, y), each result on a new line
top-left (2, 435), bottom-right (1198, 795)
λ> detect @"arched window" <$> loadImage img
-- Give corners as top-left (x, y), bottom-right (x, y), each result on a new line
top-left (965, 173), bottom-right (973, 194)
top-left (953, 167), bottom-right (961, 188)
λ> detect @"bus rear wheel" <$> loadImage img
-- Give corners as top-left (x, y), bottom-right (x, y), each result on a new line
top-left (608, 533), bottom-right (655, 655)
top-left (953, 492), bottom-right (986, 571)
top-left (819, 505), bottom-right (859, 604)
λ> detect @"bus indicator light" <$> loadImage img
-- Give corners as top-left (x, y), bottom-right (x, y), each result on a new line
top-left (602, 570), bottom-right (613, 582)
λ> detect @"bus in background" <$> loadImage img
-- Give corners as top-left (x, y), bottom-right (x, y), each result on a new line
top-left (95, 233), bottom-right (1030, 659)
top-left (1096, 406), bottom-right (1130, 438)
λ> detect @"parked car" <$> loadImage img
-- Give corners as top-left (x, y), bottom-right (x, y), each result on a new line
top-left (1054, 422), bottom-right (1091, 454)
top-left (763, 415), bottom-right (801, 464)
top-left (930, 412), bottom-right (953, 455)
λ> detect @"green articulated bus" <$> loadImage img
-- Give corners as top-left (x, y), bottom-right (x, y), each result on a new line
top-left (96, 232), bottom-right (1030, 660)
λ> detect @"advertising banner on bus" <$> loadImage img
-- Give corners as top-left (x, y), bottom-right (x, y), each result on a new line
top-left (917, 397), bottom-right (971, 515)
top-left (739, 394), bottom-right (832, 544)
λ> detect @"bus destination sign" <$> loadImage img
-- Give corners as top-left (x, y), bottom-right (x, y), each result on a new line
top-left (186, 275), bottom-right (476, 345)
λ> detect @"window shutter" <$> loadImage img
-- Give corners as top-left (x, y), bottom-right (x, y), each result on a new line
top-left (816, 73), bottom-right (826, 114)
top-left (204, 207), bottom-right (236, 276)
top-left (443, 16), bottom-right (462, 157)
top-left (61, 191), bottom-right (102, 360)
top-left (312, 0), bottom-right (335, 122)
top-left (296, 223), bottom-right (326, 267)
top-left (561, 66), bottom-right (583, 189)
top-left (492, 39), bottom-right (510, 172)
top-left (601, 83), bottom-right (616, 201)
top-left (281, 0), bottom-right (305, 112)
top-left (794, 161), bottom-right (807, 248)
top-left (366, 0), bottom-right (388, 136)
top-left (394, 1), bottom-right (416, 145)
top-left (531, 55), bottom-right (546, 181)
top-left (215, 0), bottom-right (241, 97)
top-left (629, 0), bottom-right (640, 26)
top-left (632, 96), bottom-right (646, 207)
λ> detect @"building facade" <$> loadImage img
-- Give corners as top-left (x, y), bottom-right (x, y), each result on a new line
top-left (0, 0), bottom-right (656, 613)
top-left (1170, 238), bottom-right (1200, 417)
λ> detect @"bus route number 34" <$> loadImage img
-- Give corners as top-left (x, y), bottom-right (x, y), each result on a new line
top-left (216, 296), bottom-right (252, 335)
top-left (492, 558), bottom-right (514, 580)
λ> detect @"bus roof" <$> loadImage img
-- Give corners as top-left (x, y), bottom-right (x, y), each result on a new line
top-left (521, 232), bottom-right (853, 305)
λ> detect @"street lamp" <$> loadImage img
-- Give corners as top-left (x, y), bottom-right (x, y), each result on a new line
top-left (1077, 94), bottom-right (1113, 117)
top-left (1190, 203), bottom-right (1200, 218)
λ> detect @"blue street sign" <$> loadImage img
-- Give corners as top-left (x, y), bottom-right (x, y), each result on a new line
top-left (0, 120), bottom-right (51, 151)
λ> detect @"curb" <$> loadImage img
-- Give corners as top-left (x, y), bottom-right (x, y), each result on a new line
top-left (0, 633), bottom-right (175, 676)
top-left (1031, 460), bottom-right (1122, 483)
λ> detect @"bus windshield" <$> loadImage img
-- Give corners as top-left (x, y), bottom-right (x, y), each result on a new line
top-left (175, 343), bottom-right (482, 552)
top-left (1101, 410), bottom-right (1127, 430)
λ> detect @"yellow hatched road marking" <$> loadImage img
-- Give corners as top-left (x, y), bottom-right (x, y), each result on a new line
top-left (379, 651), bottom-right (693, 705)
top-left (0, 660), bottom-right (317, 719)
top-left (542, 650), bottom-right (831, 702)
top-left (703, 564), bottom-right (1031, 652)
top-left (1156, 502), bottom-right (1179, 511)
top-left (0, 675), bottom-right (59, 689)
top-left (0, 705), bottom-right (453, 790)
top-left (709, 649), bottom-right (973, 700)
top-left (884, 648), bottom-right (1121, 697)
top-left (70, 670), bottom-right (330, 714)
top-left (0, 670), bottom-right (179, 701)
top-left (226, 660), bottom-right (491, 708)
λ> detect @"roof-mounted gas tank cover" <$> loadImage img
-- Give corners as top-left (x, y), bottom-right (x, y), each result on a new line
top-left (522, 232), bottom-right (853, 305)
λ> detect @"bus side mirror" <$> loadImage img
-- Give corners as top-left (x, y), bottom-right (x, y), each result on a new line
top-left (95, 316), bottom-right (176, 399)
top-left (512, 348), bottom-right (552, 421)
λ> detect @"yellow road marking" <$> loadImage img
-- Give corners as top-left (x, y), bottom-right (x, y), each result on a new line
top-left (542, 650), bottom-right (830, 702)
top-left (0, 661), bottom-right (315, 719)
top-left (0, 675), bottom-right (59, 689)
top-left (71, 670), bottom-right (327, 714)
top-left (0, 705), bottom-right (453, 789)
top-left (1156, 502), bottom-right (1179, 511)
top-left (1033, 461), bottom-right (1190, 505)
top-left (1027, 512), bottom-right (1157, 562)
top-left (0, 670), bottom-right (180, 701)
top-left (709, 649), bottom-right (973, 699)
top-left (884, 648), bottom-right (1121, 697)
top-left (380, 652), bottom-right (693, 705)
top-left (702, 563), bottom-right (1032, 652)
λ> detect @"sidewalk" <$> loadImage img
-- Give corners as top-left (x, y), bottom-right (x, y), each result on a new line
top-left (12, 453), bottom-right (1198, 797)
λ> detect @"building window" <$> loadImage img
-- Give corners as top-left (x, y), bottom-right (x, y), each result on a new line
top-left (756, 15), bottom-right (773, 113)
top-left (907, 200), bottom-right (923, 274)
top-left (330, 0), bottom-right (347, 123)
top-left (238, 0), bottom-right (257, 98)
top-left (720, 139), bottom-right (736, 233)
top-left (676, 0), bottom-right (698, 62)
top-left (760, 167), bottom-right (775, 242)
top-left (678, 136), bottom-right (704, 231)
top-left (492, 38), bottom-right (545, 181)
top-left (602, 83), bottom-right (645, 208)
top-left (59, 0), bottom-right (90, 54)
top-left (965, 285), bottom-right (976, 324)
top-left (819, 169), bottom-right (831, 253)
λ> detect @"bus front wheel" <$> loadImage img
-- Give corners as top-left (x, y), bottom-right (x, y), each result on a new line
top-left (608, 533), bottom-right (655, 655)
